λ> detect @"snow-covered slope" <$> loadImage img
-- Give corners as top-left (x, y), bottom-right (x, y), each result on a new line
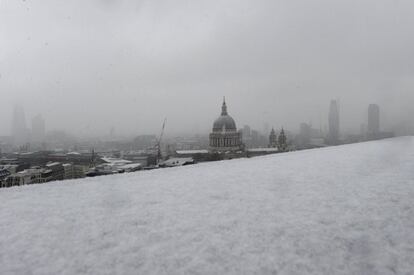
top-left (1, 137), bottom-right (414, 275)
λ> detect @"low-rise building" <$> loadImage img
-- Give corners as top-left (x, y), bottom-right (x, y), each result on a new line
top-left (62, 163), bottom-right (88, 179)
top-left (4, 168), bottom-right (43, 187)
top-left (73, 165), bottom-right (87, 179)
top-left (122, 152), bottom-right (156, 167)
top-left (0, 169), bottom-right (11, 187)
top-left (63, 163), bottom-right (74, 180)
top-left (45, 162), bottom-right (64, 182)
top-left (5, 172), bottom-right (33, 187)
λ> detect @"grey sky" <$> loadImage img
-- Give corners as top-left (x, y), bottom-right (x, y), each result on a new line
top-left (1, 0), bottom-right (413, 137)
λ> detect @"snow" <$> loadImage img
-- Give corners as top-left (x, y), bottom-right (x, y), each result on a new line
top-left (176, 149), bottom-right (209, 154)
top-left (45, 162), bottom-right (61, 167)
top-left (101, 157), bottom-right (132, 165)
top-left (1, 137), bottom-right (414, 275)
top-left (247, 147), bottom-right (279, 152)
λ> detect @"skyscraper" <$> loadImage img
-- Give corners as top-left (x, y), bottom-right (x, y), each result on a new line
top-left (11, 105), bottom-right (29, 146)
top-left (367, 104), bottom-right (380, 139)
top-left (328, 100), bottom-right (340, 145)
top-left (32, 114), bottom-right (46, 144)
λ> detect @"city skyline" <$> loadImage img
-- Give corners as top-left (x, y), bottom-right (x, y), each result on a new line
top-left (1, 1), bottom-right (414, 136)
top-left (5, 99), bottom-right (395, 141)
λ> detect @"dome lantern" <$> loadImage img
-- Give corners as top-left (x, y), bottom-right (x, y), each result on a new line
top-left (221, 97), bottom-right (228, 116)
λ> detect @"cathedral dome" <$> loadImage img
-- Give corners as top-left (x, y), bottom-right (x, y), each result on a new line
top-left (212, 99), bottom-right (237, 132)
top-left (209, 98), bottom-right (243, 152)
top-left (213, 115), bottom-right (237, 132)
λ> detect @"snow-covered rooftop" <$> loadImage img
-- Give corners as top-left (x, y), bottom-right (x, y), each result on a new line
top-left (101, 157), bottom-right (132, 165)
top-left (67, 151), bottom-right (81, 155)
top-left (176, 149), bottom-right (209, 154)
top-left (1, 137), bottom-right (414, 274)
top-left (247, 147), bottom-right (279, 152)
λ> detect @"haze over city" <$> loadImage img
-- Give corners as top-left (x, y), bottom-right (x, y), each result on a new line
top-left (2, 1), bottom-right (414, 274)
top-left (1, 0), bottom-right (414, 137)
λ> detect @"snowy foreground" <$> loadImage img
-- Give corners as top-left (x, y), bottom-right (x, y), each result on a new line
top-left (1, 137), bottom-right (414, 275)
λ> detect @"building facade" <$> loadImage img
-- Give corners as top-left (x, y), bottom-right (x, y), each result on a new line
top-left (209, 99), bottom-right (243, 152)
top-left (32, 114), bottom-right (46, 144)
top-left (12, 105), bottom-right (29, 146)
top-left (328, 100), bottom-right (340, 145)
top-left (368, 104), bottom-right (380, 138)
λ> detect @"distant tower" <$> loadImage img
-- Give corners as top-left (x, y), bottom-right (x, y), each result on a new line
top-left (299, 123), bottom-right (311, 146)
top-left (263, 123), bottom-right (270, 137)
top-left (243, 125), bottom-right (251, 137)
top-left (277, 128), bottom-right (288, 151)
top-left (12, 105), bottom-right (29, 146)
top-left (367, 104), bottom-right (380, 139)
top-left (32, 114), bottom-right (46, 144)
top-left (110, 126), bottom-right (116, 138)
top-left (328, 100), bottom-right (340, 145)
top-left (241, 125), bottom-right (252, 147)
top-left (269, 128), bottom-right (277, 148)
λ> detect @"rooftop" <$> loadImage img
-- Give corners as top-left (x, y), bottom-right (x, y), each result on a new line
top-left (176, 149), bottom-right (209, 154)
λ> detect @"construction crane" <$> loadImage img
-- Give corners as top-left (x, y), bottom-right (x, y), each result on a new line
top-left (155, 118), bottom-right (167, 162)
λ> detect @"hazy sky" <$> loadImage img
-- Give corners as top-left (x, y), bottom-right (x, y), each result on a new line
top-left (1, 0), bottom-right (413, 137)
